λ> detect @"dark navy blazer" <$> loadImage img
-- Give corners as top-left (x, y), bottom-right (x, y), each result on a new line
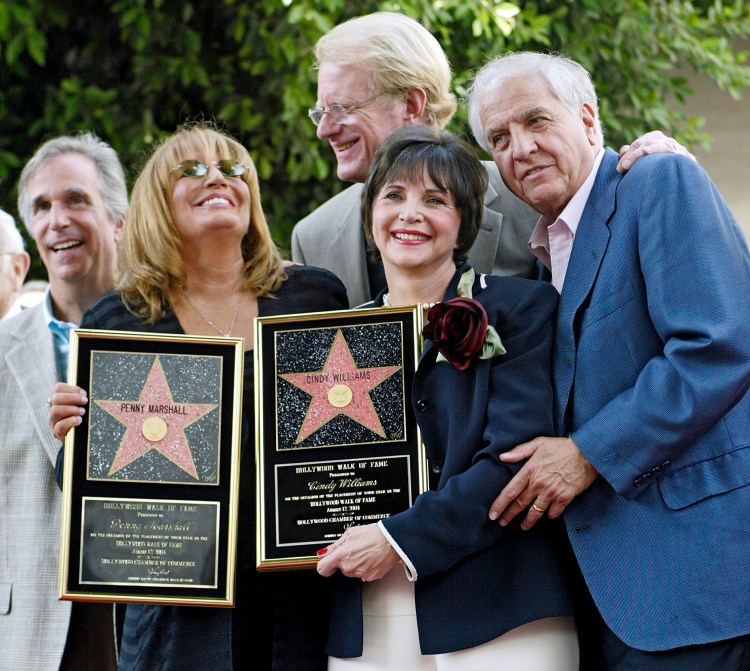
top-left (558, 149), bottom-right (750, 651)
top-left (327, 264), bottom-right (578, 656)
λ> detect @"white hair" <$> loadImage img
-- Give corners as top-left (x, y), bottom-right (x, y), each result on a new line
top-left (0, 209), bottom-right (25, 272)
top-left (17, 132), bottom-right (128, 233)
top-left (314, 12), bottom-right (456, 128)
top-left (467, 51), bottom-right (604, 153)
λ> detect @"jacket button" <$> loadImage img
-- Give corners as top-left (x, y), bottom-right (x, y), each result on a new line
top-left (416, 399), bottom-right (429, 411)
top-left (430, 461), bottom-right (443, 474)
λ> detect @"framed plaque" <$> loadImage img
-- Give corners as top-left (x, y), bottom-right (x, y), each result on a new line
top-left (255, 307), bottom-right (428, 570)
top-left (59, 329), bottom-right (244, 606)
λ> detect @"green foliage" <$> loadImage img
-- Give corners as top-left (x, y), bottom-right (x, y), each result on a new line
top-left (1, 0), bottom-right (748, 279)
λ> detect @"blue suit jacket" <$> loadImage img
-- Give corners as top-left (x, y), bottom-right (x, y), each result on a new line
top-left (558, 148), bottom-right (750, 651)
top-left (327, 265), bottom-right (578, 656)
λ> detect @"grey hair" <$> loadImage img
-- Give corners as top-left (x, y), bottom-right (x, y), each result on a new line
top-left (0, 208), bottom-right (24, 253)
top-left (0, 208), bottom-right (25, 272)
top-left (17, 132), bottom-right (128, 232)
top-left (314, 12), bottom-right (456, 129)
top-left (467, 51), bottom-right (604, 153)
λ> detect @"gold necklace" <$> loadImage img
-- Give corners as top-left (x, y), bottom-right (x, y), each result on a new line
top-left (185, 290), bottom-right (241, 337)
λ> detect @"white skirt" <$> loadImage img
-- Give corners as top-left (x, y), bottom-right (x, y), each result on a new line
top-left (328, 568), bottom-right (579, 671)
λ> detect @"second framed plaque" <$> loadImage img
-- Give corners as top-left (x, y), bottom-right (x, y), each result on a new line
top-left (255, 307), bottom-right (428, 570)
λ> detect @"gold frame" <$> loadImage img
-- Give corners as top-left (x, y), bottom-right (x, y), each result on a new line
top-left (59, 329), bottom-right (243, 606)
top-left (254, 307), bottom-right (428, 570)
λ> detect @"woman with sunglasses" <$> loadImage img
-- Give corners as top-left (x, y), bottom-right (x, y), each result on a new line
top-left (49, 121), bottom-right (347, 670)
top-left (316, 125), bottom-right (579, 670)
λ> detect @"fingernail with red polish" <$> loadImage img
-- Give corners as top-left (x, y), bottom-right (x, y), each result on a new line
top-left (316, 547), bottom-right (328, 557)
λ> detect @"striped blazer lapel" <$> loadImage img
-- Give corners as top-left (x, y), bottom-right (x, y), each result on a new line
top-left (5, 306), bottom-right (60, 466)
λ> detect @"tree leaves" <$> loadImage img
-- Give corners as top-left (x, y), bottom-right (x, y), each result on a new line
top-left (0, 0), bottom-right (748, 278)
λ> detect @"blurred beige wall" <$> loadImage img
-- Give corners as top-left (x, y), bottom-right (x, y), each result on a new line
top-left (683, 45), bottom-right (749, 242)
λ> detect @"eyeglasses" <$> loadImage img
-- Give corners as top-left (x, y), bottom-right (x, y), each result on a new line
top-left (307, 96), bottom-right (379, 127)
top-left (171, 159), bottom-right (247, 178)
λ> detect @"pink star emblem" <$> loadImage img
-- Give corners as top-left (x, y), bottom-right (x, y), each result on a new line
top-left (279, 329), bottom-right (401, 443)
top-left (95, 356), bottom-right (217, 479)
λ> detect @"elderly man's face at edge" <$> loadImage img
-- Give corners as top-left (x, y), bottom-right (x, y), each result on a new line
top-left (479, 76), bottom-right (599, 221)
top-left (0, 252), bottom-right (29, 318)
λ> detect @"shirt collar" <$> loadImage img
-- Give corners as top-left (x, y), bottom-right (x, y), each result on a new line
top-left (42, 286), bottom-right (79, 334)
top-left (528, 147), bottom-right (606, 266)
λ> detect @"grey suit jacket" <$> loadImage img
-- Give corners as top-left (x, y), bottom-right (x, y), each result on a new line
top-left (0, 305), bottom-right (72, 669)
top-left (292, 161), bottom-right (538, 307)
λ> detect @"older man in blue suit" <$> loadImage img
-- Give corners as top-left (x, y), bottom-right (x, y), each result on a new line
top-left (467, 52), bottom-right (750, 669)
top-left (293, 12), bottom-right (692, 308)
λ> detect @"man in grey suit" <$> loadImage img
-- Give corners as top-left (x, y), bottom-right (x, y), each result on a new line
top-left (292, 12), bottom-right (691, 307)
top-left (0, 133), bottom-right (126, 670)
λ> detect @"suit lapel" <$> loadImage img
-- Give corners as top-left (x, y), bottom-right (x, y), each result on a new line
top-left (335, 184), bottom-right (368, 291)
top-left (5, 307), bottom-right (61, 466)
top-left (554, 149), bottom-right (621, 432)
top-left (467, 178), bottom-right (503, 274)
top-left (536, 260), bottom-right (552, 282)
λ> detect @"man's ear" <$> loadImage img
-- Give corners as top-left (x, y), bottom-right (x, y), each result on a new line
top-left (113, 214), bottom-right (125, 244)
top-left (11, 252), bottom-right (30, 292)
top-left (404, 88), bottom-right (428, 123)
top-left (581, 102), bottom-right (598, 146)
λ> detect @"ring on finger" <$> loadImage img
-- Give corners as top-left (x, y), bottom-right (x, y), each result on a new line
top-left (531, 503), bottom-right (547, 514)
top-left (46, 397), bottom-right (52, 408)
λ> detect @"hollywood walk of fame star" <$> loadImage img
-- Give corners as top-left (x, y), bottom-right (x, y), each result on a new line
top-left (95, 356), bottom-right (217, 479)
top-left (279, 329), bottom-right (401, 443)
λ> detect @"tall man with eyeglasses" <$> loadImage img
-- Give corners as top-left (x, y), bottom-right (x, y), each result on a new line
top-left (0, 133), bottom-right (126, 670)
top-left (292, 11), bottom-right (693, 307)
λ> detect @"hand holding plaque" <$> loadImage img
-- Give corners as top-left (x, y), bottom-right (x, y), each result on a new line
top-left (255, 307), bottom-right (428, 570)
top-left (58, 329), bottom-right (244, 606)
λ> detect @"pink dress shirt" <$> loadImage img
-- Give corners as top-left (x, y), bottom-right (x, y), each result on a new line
top-left (528, 148), bottom-right (605, 293)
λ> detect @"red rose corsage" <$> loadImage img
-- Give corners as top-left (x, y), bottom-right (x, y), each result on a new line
top-left (422, 270), bottom-right (505, 370)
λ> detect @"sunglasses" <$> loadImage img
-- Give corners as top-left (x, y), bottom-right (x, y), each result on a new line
top-left (171, 159), bottom-right (247, 178)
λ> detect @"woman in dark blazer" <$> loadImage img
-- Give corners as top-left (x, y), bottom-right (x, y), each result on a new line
top-left (50, 122), bottom-right (347, 670)
top-left (316, 125), bottom-right (579, 669)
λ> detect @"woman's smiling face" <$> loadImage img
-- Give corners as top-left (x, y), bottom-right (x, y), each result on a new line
top-left (371, 173), bottom-right (460, 276)
top-left (169, 152), bottom-right (251, 248)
